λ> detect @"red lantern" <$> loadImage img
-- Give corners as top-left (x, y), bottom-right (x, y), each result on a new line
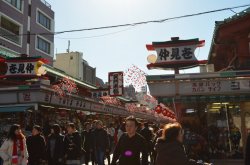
top-left (155, 105), bottom-right (162, 114)
top-left (162, 109), bottom-right (168, 116)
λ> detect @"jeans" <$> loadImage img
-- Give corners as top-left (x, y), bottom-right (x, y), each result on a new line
top-left (95, 148), bottom-right (105, 165)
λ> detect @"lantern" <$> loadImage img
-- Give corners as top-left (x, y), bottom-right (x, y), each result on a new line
top-left (155, 105), bottom-right (162, 114)
top-left (162, 109), bottom-right (168, 116)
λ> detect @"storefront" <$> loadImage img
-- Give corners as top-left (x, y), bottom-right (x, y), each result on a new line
top-left (0, 56), bottom-right (168, 138)
top-left (147, 70), bottom-right (250, 159)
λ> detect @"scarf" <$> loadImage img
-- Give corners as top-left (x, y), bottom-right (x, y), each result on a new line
top-left (12, 134), bottom-right (24, 164)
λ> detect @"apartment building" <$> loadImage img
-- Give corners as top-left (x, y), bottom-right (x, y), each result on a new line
top-left (0, 0), bottom-right (54, 64)
top-left (54, 51), bottom-right (97, 86)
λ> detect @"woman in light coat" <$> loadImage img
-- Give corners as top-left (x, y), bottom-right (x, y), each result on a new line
top-left (0, 124), bottom-right (28, 165)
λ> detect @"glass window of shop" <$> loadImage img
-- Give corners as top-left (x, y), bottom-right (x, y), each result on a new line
top-left (179, 101), bottom-right (243, 160)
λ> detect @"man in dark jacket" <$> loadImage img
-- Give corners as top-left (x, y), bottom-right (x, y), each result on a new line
top-left (93, 120), bottom-right (110, 165)
top-left (64, 123), bottom-right (82, 165)
top-left (26, 125), bottom-right (46, 165)
top-left (82, 122), bottom-right (95, 165)
top-left (140, 122), bottom-right (153, 163)
top-left (47, 124), bottom-right (64, 165)
top-left (111, 116), bottom-right (148, 165)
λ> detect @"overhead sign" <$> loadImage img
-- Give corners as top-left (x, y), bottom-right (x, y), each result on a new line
top-left (6, 61), bottom-right (37, 76)
top-left (148, 78), bottom-right (250, 97)
top-left (1, 57), bottom-right (46, 78)
top-left (146, 38), bottom-right (206, 70)
top-left (155, 45), bottom-right (197, 63)
top-left (109, 72), bottom-right (124, 96)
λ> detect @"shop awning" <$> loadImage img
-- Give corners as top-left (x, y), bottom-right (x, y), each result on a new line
top-left (0, 106), bottom-right (32, 112)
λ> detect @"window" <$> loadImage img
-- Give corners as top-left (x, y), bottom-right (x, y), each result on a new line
top-left (37, 11), bottom-right (51, 30)
top-left (0, 16), bottom-right (21, 45)
top-left (37, 36), bottom-right (50, 54)
top-left (5, 0), bottom-right (22, 11)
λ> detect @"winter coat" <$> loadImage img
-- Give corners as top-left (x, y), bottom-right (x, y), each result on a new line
top-left (81, 130), bottom-right (92, 151)
top-left (64, 132), bottom-right (82, 160)
top-left (26, 134), bottom-right (46, 165)
top-left (93, 128), bottom-right (110, 152)
top-left (0, 138), bottom-right (28, 165)
top-left (47, 134), bottom-right (64, 163)
top-left (155, 139), bottom-right (198, 165)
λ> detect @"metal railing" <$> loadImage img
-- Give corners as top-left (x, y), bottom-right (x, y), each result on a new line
top-left (0, 27), bottom-right (21, 45)
top-left (40, 0), bottom-right (51, 9)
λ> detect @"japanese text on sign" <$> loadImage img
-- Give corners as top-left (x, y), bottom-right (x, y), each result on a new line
top-left (6, 62), bottom-right (36, 76)
top-left (155, 45), bottom-right (197, 62)
top-left (192, 81), bottom-right (221, 93)
top-left (109, 72), bottom-right (123, 96)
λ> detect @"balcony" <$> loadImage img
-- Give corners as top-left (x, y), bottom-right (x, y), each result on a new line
top-left (40, 0), bottom-right (51, 9)
top-left (0, 27), bottom-right (21, 45)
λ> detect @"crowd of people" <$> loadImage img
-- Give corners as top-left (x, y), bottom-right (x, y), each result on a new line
top-left (0, 116), bottom-right (214, 165)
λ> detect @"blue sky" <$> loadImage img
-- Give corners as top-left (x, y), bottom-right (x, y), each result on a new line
top-left (46, 0), bottom-right (250, 83)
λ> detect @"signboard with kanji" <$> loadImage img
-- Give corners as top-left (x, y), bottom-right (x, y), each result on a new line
top-left (155, 45), bottom-right (197, 63)
top-left (148, 78), bottom-right (250, 97)
top-left (0, 56), bottom-right (47, 78)
top-left (6, 62), bottom-right (37, 76)
top-left (146, 38), bottom-right (206, 70)
top-left (109, 72), bottom-right (123, 96)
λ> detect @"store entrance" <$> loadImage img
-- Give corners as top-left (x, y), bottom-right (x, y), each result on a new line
top-left (180, 101), bottom-right (243, 160)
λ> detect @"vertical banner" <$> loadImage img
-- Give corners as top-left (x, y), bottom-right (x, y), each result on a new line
top-left (109, 72), bottom-right (123, 96)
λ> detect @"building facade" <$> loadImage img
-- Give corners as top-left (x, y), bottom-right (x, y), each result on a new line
top-left (208, 7), bottom-right (250, 71)
top-left (0, 0), bottom-right (54, 64)
top-left (146, 8), bottom-right (250, 161)
top-left (54, 51), bottom-right (96, 86)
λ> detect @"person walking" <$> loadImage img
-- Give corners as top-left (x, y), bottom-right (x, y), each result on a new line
top-left (154, 122), bottom-right (212, 165)
top-left (111, 116), bottom-right (148, 165)
top-left (93, 120), bottom-right (110, 165)
top-left (47, 124), bottom-right (64, 165)
top-left (0, 124), bottom-right (28, 165)
top-left (140, 122), bottom-right (153, 163)
top-left (26, 125), bottom-right (46, 165)
top-left (82, 122), bottom-right (95, 165)
top-left (63, 123), bottom-right (82, 165)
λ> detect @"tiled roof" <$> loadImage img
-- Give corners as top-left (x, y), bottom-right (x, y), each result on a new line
top-left (208, 7), bottom-right (250, 62)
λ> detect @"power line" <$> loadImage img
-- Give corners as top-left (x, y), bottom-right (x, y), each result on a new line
top-left (55, 26), bottom-right (136, 39)
top-left (1, 4), bottom-right (250, 38)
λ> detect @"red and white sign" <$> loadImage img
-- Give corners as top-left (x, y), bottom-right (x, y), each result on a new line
top-left (109, 72), bottom-right (123, 96)
top-left (146, 38), bottom-right (206, 70)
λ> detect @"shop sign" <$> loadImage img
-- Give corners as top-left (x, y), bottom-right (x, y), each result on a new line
top-left (5, 62), bottom-right (37, 76)
top-left (109, 72), bottom-right (123, 96)
top-left (91, 103), bottom-right (104, 112)
top-left (49, 94), bottom-right (91, 110)
top-left (18, 92), bottom-right (39, 103)
top-left (148, 78), bottom-right (250, 97)
top-left (91, 90), bottom-right (109, 99)
top-left (155, 45), bottom-right (197, 63)
top-left (180, 79), bottom-right (250, 95)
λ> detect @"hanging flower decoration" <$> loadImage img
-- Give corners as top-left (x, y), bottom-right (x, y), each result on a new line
top-left (52, 77), bottom-right (79, 98)
top-left (124, 65), bottom-right (147, 91)
top-left (101, 96), bottom-right (122, 106)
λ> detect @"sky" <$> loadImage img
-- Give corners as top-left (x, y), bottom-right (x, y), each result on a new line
top-left (46, 0), bottom-right (250, 83)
